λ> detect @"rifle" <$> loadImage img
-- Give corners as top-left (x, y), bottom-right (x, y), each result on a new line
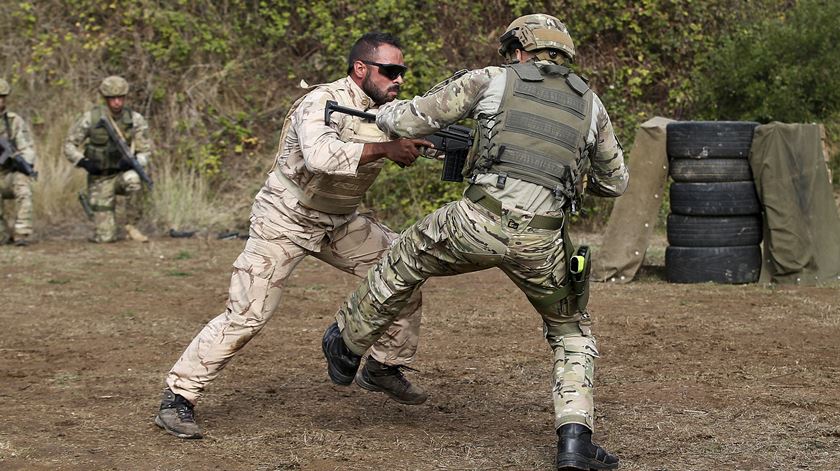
top-left (0, 137), bottom-right (38, 180)
top-left (97, 116), bottom-right (154, 189)
top-left (324, 100), bottom-right (472, 182)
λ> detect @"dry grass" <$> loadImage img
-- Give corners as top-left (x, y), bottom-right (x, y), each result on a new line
top-left (30, 93), bottom-right (91, 225)
top-left (147, 163), bottom-right (235, 232)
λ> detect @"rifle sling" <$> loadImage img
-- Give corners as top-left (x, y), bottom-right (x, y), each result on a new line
top-left (104, 112), bottom-right (133, 154)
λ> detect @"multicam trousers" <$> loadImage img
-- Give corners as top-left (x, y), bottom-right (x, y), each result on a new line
top-left (337, 197), bottom-right (599, 430)
top-left (87, 170), bottom-right (143, 242)
top-left (167, 213), bottom-right (422, 404)
top-left (0, 169), bottom-right (34, 241)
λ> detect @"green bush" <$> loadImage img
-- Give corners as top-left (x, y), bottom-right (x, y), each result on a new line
top-left (693, 0), bottom-right (840, 185)
top-left (2, 0), bottom-right (818, 232)
top-left (694, 0), bottom-right (840, 124)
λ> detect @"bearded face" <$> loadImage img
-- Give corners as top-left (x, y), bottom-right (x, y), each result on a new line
top-left (362, 68), bottom-right (400, 106)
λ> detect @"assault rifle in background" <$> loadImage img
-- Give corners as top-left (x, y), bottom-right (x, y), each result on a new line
top-left (0, 138), bottom-right (38, 180)
top-left (97, 117), bottom-right (154, 189)
top-left (324, 100), bottom-right (472, 182)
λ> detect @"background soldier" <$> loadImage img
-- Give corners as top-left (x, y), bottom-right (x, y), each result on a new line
top-left (155, 32), bottom-right (433, 439)
top-left (64, 75), bottom-right (151, 243)
top-left (0, 78), bottom-right (37, 246)
top-left (323, 15), bottom-right (629, 471)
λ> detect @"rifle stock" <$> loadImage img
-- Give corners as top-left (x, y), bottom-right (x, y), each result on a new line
top-left (324, 100), bottom-right (472, 181)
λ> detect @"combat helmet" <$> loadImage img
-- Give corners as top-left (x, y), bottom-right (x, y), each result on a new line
top-left (498, 14), bottom-right (575, 62)
top-left (99, 75), bottom-right (129, 97)
top-left (0, 79), bottom-right (10, 96)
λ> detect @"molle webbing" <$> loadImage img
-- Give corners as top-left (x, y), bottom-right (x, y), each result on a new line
top-left (504, 110), bottom-right (579, 152)
top-left (472, 62), bottom-right (592, 197)
top-left (513, 81), bottom-right (586, 119)
top-left (491, 145), bottom-right (573, 193)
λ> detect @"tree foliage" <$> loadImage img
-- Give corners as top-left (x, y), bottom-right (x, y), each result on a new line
top-left (694, 0), bottom-right (840, 124)
top-left (0, 0), bottom-right (824, 229)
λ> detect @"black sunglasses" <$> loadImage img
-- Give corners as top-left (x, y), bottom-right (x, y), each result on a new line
top-left (361, 60), bottom-right (408, 80)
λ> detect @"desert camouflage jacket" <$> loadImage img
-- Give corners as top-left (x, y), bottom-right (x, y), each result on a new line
top-left (252, 77), bottom-right (388, 251)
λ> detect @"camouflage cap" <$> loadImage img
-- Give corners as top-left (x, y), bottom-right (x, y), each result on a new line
top-left (0, 79), bottom-right (10, 96)
top-left (498, 14), bottom-right (576, 62)
top-left (99, 75), bottom-right (129, 97)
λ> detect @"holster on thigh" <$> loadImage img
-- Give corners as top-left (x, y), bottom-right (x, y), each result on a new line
top-left (527, 225), bottom-right (591, 315)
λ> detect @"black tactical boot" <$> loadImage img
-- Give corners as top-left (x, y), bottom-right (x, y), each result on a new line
top-left (355, 357), bottom-right (428, 405)
top-left (556, 423), bottom-right (619, 470)
top-left (322, 322), bottom-right (361, 385)
top-left (155, 388), bottom-right (203, 439)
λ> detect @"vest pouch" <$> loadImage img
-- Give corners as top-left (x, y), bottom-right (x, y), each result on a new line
top-left (86, 108), bottom-right (133, 171)
top-left (82, 146), bottom-right (107, 173)
top-left (441, 147), bottom-right (468, 182)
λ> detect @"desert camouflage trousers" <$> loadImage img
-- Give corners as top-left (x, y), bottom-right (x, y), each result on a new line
top-left (337, 197), bottom-right (599, 430)
top-left (167, 213), bottom-right (422, 403)
top-left (0, 169), bottom-right (34, 240)
top-left (86, 171), bottom-right (143, 243)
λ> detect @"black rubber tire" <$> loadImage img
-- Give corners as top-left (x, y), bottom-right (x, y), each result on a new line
top-left (667, 121), bottom-right (759, 159)
top-left (667, 214), bottom-right (763, 247)
top-left (669, 158), bottom-right (753, 182)
top-left (666, 245), bottom-right (761, 284)
top-left (670, 181), bottom-right (761, 216)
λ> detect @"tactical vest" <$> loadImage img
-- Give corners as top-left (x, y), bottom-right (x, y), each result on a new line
top-left (274, 88), bottom-right (389, 215)
top-left (470, 62), bottom-right (592, 204)
top-left (84, 106), bottom-right (134, 171)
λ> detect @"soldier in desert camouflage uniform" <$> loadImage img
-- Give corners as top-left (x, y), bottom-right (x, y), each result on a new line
top-left (155, 32), bottom-right (434, 439)
top-left (0, 79), bottom-right (38, 246)
top-left (64, 75), bottom-right (151, 243)
top-left (323, 15), bottom-right (628, 470)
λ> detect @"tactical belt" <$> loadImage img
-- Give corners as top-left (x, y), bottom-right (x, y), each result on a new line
top-left (464, 185), bottom-right (564, 230)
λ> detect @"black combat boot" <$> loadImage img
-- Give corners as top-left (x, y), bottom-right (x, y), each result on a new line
top-left (322, 322), bottom-right (362, 385)
top-left (556, 423), bottom-right (619, 470)
top-left (355, 357), bottom-right (428, 405)
top-left (155, 388), bottom-right (203, 439)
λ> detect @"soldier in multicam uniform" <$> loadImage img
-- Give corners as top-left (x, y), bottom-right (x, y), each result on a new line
top-left (155, 32), bottom-right (434, 439)
top-left (0, 79), bottom-right (38, 246)
top-left (323, 15), bottom-right (629, 471)
top-left (64, 75), bottom-right (151, 243)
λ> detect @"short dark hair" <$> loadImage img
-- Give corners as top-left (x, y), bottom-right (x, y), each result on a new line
top-left (346, 32), bottom-right (402, 75)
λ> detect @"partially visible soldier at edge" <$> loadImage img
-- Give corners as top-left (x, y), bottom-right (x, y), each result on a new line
top-left (323, 15), bottom-right (628, 471)
top-left (154, 32), bottom-right (433, 439)
top-left (0, 78), bottom-right (38, 246)
top-left (64, 75), bottom-right (151, 243)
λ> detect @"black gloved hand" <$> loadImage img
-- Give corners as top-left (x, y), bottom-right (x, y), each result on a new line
top-left (117, 158), bottom-right (134, 171)
top-left (76, 158), bottom-right (100, 174)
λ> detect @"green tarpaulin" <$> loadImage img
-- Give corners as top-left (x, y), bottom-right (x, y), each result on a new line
top-left (591, 116), bottom-right (672, 282)
top-left (750, 122), bottom-right (840, 284)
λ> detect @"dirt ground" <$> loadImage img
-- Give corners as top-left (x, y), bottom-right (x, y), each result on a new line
top-left (1, 233), bottom-right (839, 471)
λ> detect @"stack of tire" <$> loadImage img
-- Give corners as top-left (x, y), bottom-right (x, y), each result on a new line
top-left (665, 121), bottom-right (763, 283)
